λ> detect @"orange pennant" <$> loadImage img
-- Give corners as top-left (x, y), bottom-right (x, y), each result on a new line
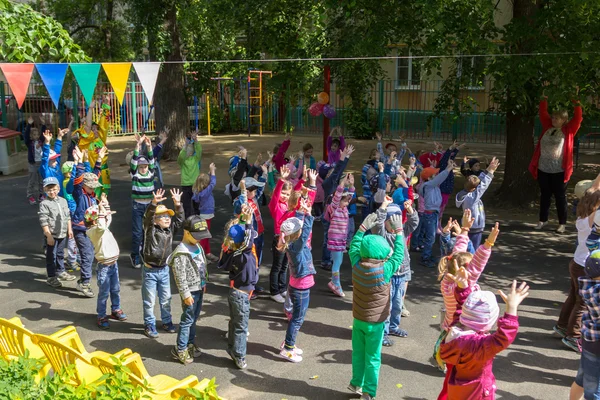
top-left (102, 63), bottom-right (132, 105)
top-left (0, 64), bottom-right (35, 109)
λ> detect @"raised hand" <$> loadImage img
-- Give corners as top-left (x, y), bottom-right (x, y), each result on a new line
top-left (255, 153), bottom-right (263, 165)
top-left (58, 128), bottom-right (69, 139)
top-left (73, 146), bottom-right (83, 162)
top-left (409, 155), bottom-right (416, 166)
top-left (375, 131), bottom-right (382, 141)
top-left (442, 217), bottom-right (454, 234)
top-left (339, 173), bottom-right (348, 188)
top-left (461, 209), bottom-right (475, 230)
top-left (499, 280), bottom-right (530, 316)
top-left (97, 146), bottom-right (108, 160)
top-left (446, 160), bottom-right (456, 171)
top-left (144, 136), bottom-right (152, 148)
top-left (485, 222), bottom-right (500, 248)
top-left (361, 213), bottom-right (379, 231)
top-left (447, 265), bottom-right (470, 289)
top-left (43, 130), bottom-right (52, 144)
top-left (288, 154), bottom-right (297, 164)
top-left (347, 173), bottom-right (355, 187)
top-left (378, 162), bottom-right (384, 173)
top-left (463, 156), bottom-right (469, 164)
top-left (170, 188), bottom-right (182, 205)
top-left (209, 162), bottom-right (216, 175)
top-left (152, 188), bottom-right (167, 205)
top-left (381, 195), bottom-right (393, 209)
top-left (389, 151), bottom-right (397, 162)
top-left (389, 214), bottom-right (403, 233)
top-left (267, 150), bottom-right (273, 160)
top-left (344, 144), bottom-right (355, 157)
top-left (241, 204), bottom-right (254, 223)
top-left (487, 157), bottom-right (500, 173)
top-left (280, 165), bottom-right (291, 180)
top-left (451, 220), bottom-right (461, 236)
top-left (404, 199), bottom-right (414, 213)
top-left (260, 164), bottom-right (268, 175)
top-left (308, 169), bottom-right (318, 185)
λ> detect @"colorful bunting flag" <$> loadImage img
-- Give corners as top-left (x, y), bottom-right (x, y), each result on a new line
top-left (69, 63), bottom-right (101, 106)
top-left (0, 63), bottom-right (35, 109)
top-left (102, 63), bottom-right (132, 105)
top-left (35, 63), bottom-right (69, 108)
top-left (133, 62), bottom-right (161, 104)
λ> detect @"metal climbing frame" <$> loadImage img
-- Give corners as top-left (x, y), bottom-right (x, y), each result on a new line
top-left (247, 70), bottom-right (272, 136)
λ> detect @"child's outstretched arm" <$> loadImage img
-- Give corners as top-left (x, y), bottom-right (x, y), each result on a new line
top-left (564, 99), bottom-right (583, 137)
top-left (453, 209), bottom-right (474, 254)
top-left (538, 95), bottom-right (553, 131)
top-left (383, 214), bottom-right (405, 281)
top-left (352, 212), bottom-right (377, 265)
top-left (429, 161), bottom-right (453, 187)
top-left (471, 157), bottom-right (500, 203)
top-left (171, 188), bottom-right (185, 229)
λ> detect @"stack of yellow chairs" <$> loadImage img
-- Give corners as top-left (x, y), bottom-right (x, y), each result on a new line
top-left (0, 317), bottom-right (209, 399)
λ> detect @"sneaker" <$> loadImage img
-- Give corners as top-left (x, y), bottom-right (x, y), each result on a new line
top-left (76, 281), bottom-right (95, 297)
top-left (130, 254), bottom-right (141, 269)
top-left (28, 196), bottom-right (37, 205)
top-left (110, 309), bottom-right (128, 321)
top-left (420, 260), bottom-right (435, 269)
top-left (56, 271), bottom-right (77, 281)
top-left (281, 290), bottom-right (288, 298)
top-left (97, 317), bottom-right (110, 330)
top-left (206, 253), bottom-right (220, 262)
top-left (255, 285), bottom-right (265, 293)
top-left (534, 221), bottom-right (548, 230)
top-left (226, 349), bottom-right (247, 369)
top-left (277, 347), bottom-right (302, 363)
top-left (389, 328), bottom-right (408, 338)
top-left (280, 341), bottom-right (303, 355)
top-left (162, 322), bottom-right (176, 333)
top-left (271, 294), bottom-right (285, 304)
top-left (328, 281), bottom-right (346, 297)
top-left (401, 305), bottom-right (410, 317)
top-left (347, 384), bottom-right (363, 396)
top-left (320, 263), bottom-right (332, 271)
top-left (65, 262), bottom-right (80, 272)
top-left (553, 324), bottom-right (568, 338)
top-left (556, 224), bottom-right (566, 234)
top-left (250, 292), bottom-right (258, 300)
top-left (382, 335), bottom-right (394, 347)
top-left (172, 346), bottom-right (193, 364)
top-left (144, 324), bottom-right (159, 339)
top-left (46, 277), bottom-right (62, 288)
top-left (562, 337), bottom-right (582, 353)
top-left (188, 343), bottom-right (202, 358)
top-left (360, 393), bottom-right (374, 400)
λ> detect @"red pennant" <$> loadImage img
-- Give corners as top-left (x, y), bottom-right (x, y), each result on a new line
top-left (0, 64), bottom-right (35, 109)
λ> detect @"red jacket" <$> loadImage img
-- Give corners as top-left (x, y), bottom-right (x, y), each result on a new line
top-left (528, 99), bottom-right (582, 183)
top-left (440, 314), bottom-right (519, 400)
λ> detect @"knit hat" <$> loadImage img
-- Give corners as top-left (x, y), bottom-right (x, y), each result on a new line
top-left (575, 180), bottom-right (593, 199)
top-left (586, 250), bottom-right (600, 278)
top-left (386, 204), bottom-right (402, 217)
top-left (359, 235), bottom-right (392, 260)
top-left (468, 158), bottom-right (480, 169)
top-left (61, 161), bottom-right (75, 175)
top-left (84, 205), bottom-right (99, 223)
top-left (281, 217), bottom-right (303, 237)
top-left (420, 167), bottom-right (440, 182)
top-left (460, 291), bottom-right (500, 333)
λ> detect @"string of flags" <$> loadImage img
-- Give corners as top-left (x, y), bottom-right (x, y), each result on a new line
top-left (0, 62), bottom-right (162, 109)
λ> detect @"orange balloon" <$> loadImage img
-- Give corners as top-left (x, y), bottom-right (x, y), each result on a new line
top-left (317, 92), bottom-right (329, 105)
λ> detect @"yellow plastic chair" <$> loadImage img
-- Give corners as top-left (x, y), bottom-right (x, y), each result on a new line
top-left (32, 330), bottom-right (132, 386)
top-left (171, 378), bottom-right (215, 399)
top-left (0, 317), bottom-right (52, 378)
top-left (92, 353), bottom-right (199, 400)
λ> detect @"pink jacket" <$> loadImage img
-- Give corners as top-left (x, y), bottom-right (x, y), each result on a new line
top-left (441, 233), bottom-right (491, 331)
top-left (269, 178), bottom-right (307, 234)
top-left (273, 139), bottom-right (291, 171)
top-left (440, 314), bottom-right (519, 400)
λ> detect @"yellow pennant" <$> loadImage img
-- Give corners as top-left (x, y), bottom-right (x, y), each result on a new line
top-left (102, 62), bottom-right (132, 105)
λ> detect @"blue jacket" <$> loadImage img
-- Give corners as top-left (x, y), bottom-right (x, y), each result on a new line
top-left (72, 161), bottom-right (101, 232)
top-left (218, 225), bottom-right (259, 292)
top-left (192, 175), bottom-right (216, 216)
top-left (287, 212), bottom-right (316, 279)
top-left (419, 169), bottom-right (450, 212)
top-left (455, 171), bottom-right (493, 233)
top-left (438, 148), bottom-right (459, 194)
top-left (39, 141), bottom-right (64, 194)
top-left (392, 186), bottom-right (409, 209)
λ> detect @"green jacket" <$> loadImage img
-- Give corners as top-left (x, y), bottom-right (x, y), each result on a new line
top-left (178, 141), bottom-right (202, 186)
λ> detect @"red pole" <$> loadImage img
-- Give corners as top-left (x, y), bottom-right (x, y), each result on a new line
top-left (323, 65), bottom-right (330, 162)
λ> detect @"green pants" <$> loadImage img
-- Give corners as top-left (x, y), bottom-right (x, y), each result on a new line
top-left (350, 318), bottom-right (385, 398)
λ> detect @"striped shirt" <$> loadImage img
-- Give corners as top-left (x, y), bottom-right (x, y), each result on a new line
top-left (326, 185), bottom-right (353, 251)
top-left (440, 233), bottom-right (491, 331)
top-left (130, 149), bottom-right (155, 202)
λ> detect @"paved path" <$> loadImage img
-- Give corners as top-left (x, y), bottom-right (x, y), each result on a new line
top-left (0, 171), bottom-right (579, 399)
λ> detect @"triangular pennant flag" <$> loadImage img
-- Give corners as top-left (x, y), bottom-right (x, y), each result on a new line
top-left (35, 63), bottom-right (69, 108)
top-left (0, 63), bottom-right (35, 109)
top-left (133, 62), bottom-right (161, 105)
top-left (69, 63), bottom-right (101, 106)
top-left (102, 62), bottom-right (131, 105)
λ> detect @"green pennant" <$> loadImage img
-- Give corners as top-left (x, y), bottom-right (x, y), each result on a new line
top-left (69, 63), bottom-right (101, 106)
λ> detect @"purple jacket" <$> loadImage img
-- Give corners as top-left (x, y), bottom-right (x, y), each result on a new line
top-left (192, 175), bottom-right (216, 216)
top-left (440, 314), bottom-right (519, 400)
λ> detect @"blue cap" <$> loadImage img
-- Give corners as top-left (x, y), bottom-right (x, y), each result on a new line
top-left (43, 177), bottom-right (59, 187)
top-left (228, 225), bottom-right (245, 244)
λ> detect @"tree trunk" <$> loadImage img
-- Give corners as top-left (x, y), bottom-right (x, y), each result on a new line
top-left (154, 2), bottom-right (189, 159)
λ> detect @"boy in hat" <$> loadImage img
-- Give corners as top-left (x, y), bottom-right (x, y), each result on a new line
top-left (84, 195), bottom-right (127, 330)
top-left (130, 134), bottom-right (156, 269)
top-left (39, 129), bottom-right (67, 192)
top-left (39, 177), bottom-right (77, 288)
top-left (233, 176), bottom-right (267, 270)
top-left (141, 188), bottom-right (184, 339)
top-left (218, 205), bottom-right (259, 369)
top-left (417, 160), bottom-right (455, 268)
top-left (168, 214), bottom-right (212, 364)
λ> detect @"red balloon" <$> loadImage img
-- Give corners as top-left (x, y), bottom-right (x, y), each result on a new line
top-left (308, 102), bottom-right (324, 117)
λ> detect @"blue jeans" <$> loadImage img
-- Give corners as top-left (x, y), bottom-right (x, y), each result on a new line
top-left (228, 288), bottom-right (250, 358)
top-left (254, 233), bottom-right (264, 266)
top-left (384, 275), bottom-right (407, 335)
top-left (96, 263), bottom-right (121, 318)
top-left (45, 237), bottom-right (66, 278)
top-left (141, 266), bottom-right (172, 327)
top-left (346, 216), bottom-right (356, 246)
top-left (411, 214), bottom-right (424, 250)
top-left (322, 219), bottom-right (331, 266)
top-left (285, 287), bottom-right (310, 347)
top-left (74, 230), bottom-right (94, 284)
top-left (576, 349), bottom-right (600, 399)
top-left (420, 211), bottom-right (439, 263)
top-left (469, 231), bottom-right (483, 250)
top-left (131, 200), bottom-right (149, 264)
top-left (176, 290), bottom-right (203, 351)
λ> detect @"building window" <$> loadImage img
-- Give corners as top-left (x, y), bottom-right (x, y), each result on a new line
top-left (396, 48), bottom-right (421, 90)
top-left (460, 56), bottom-right (486, 89)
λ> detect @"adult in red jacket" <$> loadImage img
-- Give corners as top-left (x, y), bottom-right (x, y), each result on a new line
top-left (528, 93), bottom-right (582, 233)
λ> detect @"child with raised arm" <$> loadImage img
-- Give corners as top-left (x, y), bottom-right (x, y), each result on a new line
top-left (84, 195), bottom-right (127, 330)
top-left (178, 130), bottom-right (203, 218)
top-left (455, 157), bottom-right (500, 249)
top-left (39, 129), bottom-right (66, 188)
top-left (272, 133), bottom-right (291, 172)
top-left (192, 162), bottom-right (218, 263)
top-left (348, 211), bottom-right (405, 400)
top-left (375, 131), bottom-right (406, 177)
top-left (327, 127), bottom-right (346, 164)
top-left (168, 214), bottom-right (211, 364)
